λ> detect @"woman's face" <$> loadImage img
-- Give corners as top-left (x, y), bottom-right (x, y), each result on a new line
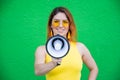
top-left (51, 12), bottom-right (69, 38)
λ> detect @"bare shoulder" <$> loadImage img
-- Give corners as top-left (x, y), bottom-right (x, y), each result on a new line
top-left (77, 42), bottom-right (85, 47)
top-left (36, 45), bottom-right (45, 51)
top-left (76, 42), bottom-right (89, 56)
top-left (35, 45), bottom-right (46, 64)
top-left (35, 45), bottom-right (46, 56)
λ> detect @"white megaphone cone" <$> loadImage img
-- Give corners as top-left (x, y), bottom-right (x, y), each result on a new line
top-left (46, 34), bottom-right (70, 59)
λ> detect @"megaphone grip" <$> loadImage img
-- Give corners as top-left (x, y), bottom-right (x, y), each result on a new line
top-left (56, 62), bottom-right (61, 66)
top-left (52, 61), bottom-right (61, 66)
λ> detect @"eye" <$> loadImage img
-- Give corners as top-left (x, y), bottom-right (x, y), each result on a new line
top-left (63, 20), bottom-right (69, 27)
top-left (52, 20), bottom-right (60, 27)
top-left (53, 20), bottom-right (59, 23)
top-left (63, 20), bottom-right (69, 23)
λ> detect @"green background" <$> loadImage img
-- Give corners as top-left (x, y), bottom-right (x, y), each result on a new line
top-left (0, 0), bottom-right (120, 80)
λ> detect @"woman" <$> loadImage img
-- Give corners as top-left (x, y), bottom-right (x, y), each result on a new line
top-left (34, 7), bottom-right (98, 80)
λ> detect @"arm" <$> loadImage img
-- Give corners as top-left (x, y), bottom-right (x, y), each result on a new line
top-left (34, 46), bottom-right (61, 75)
top-left (77, 43), bottom-right (98, 80)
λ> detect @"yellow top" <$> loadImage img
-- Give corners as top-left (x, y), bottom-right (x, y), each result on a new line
top-left (45, 41), bottom-right (83, 80)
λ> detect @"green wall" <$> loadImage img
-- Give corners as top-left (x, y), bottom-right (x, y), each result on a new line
top-left (0, 0), bottom-right (120, 80)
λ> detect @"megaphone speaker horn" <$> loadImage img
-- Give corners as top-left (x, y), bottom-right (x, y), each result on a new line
top-left (46, 34), bottom-right (70, 59)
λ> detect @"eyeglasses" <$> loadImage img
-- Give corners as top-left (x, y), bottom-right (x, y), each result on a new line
top-left (52, 19), bottom-right (69, 28)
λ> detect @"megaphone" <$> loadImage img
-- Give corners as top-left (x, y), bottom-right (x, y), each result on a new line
top-left (46, 34), bottom-right (70, 59)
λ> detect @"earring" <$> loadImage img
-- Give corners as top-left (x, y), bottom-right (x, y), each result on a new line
top-left (50, 31), bottom-right (53, 37)
top-left (67, 32), bottom-right (71, 39)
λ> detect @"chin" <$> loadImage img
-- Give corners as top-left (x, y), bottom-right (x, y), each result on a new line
top-left (57, 33), bottom-right (63, 35)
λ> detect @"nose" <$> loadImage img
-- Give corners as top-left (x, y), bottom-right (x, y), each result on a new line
top-left (59, 21), bottom-right (63, 27)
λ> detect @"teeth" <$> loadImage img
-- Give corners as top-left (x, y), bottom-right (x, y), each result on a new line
top-left (58, 29), bottom-right (63, 31)
top-left (57, 29), bottom-right (63, 31)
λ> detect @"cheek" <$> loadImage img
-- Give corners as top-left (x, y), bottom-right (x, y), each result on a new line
top-left (52, 28), bottom-right (58, 33)
top-left (66, 27), bottom-right (69, 32)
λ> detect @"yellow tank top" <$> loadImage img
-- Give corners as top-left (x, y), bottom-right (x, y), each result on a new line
top-left (45, 41), bottom-right (83, 80)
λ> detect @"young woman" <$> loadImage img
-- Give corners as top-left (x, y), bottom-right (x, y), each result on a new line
top-left (34, 7), bottom-right (98, 80)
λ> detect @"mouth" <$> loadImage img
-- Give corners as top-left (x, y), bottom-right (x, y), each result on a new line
top-left (57, 29), bottom-right (64, 33)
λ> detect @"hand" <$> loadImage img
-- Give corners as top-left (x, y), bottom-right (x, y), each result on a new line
top-left (52, 58), bottom-right (62, 66)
